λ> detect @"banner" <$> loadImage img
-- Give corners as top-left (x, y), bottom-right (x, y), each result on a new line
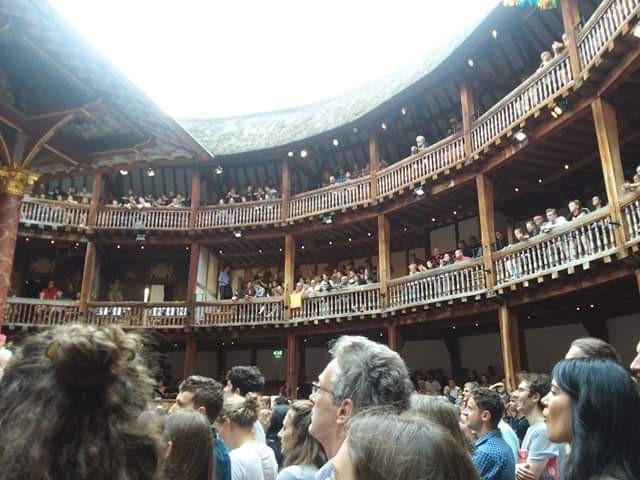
top-left (503, 0), bottom-right (558, 9)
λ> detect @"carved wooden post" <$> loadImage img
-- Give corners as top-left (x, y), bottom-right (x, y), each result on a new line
top-left (476, 174), bottom-right (496, 289)
top-left (369, 132), bottom-right (380, 200)
top-left (459, 81), bottom-right (475, 158)
top-left (387, 322), bottom-right (402, 352)
top-left (189, 168), bottom-right (201, 229)
top-left (186, 242), bottom-right (200, 327)
top-left (283, 234), bottom-right (295, 320)
top-left (498, 305), bottom-right (522, 391)
top-left (560, 0), bottom-right (583, 82)
top-left (184, 337), bottom-right (198, 378)
top-left (281, 158), bottom-right (291, 221)
top-left (286, 333), bottom-right (299, 399)
top-left (378, 214), bottom-right (391, 307)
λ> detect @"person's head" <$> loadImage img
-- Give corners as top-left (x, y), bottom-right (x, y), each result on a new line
top-left (568, 199), bottom-right (581, 214)
top-left (592, 195), bottom-right (602, 208)
top-left (258, 408), bottom-right (272, 432)
top-left (215, 393), bottom-right (259, 449)
top-left (278, 400), bottom-right (327, 469)
top-left (462, 381), bottom-right (479, 404)
top-left (442, 253), bottom-right (451, 263)
top-left (309, 335), bottom-right (413, 458)
top-left (480, 374), bottom-right (490, 384)
top-left (515, 372), bottom-right (550, 417)
top-left (163, 410), bottom-right (214, 480)
top-left (410, 394), bottom-right (470, 452)
top-left (543, 358), bottom-right (640, 480)
top-left (545, 208), bottom-right (558, 222)
top-left (463, 387), bottom-right (504, 435)
top-left (47, 280), bottom-right (55, 289)
top-left (416, 135), bottom-right (426, 147)
top-left (0, 324), bottom-right (159, 480)
top-left (408, 263), bottom-right (417, 273)
top-left (454, 249), bottom-right (464, 260)
top-left (541, 50), bottom-right (553, 62)
top-left (225, 366), bottom-right (265, 396)
top-left (565, 337), bottom-right (621, 364)
top-left (495, 231), bottom-right (504, 240)
top-left (333, 409), bottom-right (480, 480)
top-left (525, 221), bottom-right (536, 233)
top-left (448, 378), bottom-right (457, 388)
top-left (533, 214), bottom-right (545, 226)
top-left (631, 340), bottom-right (640, 376)
top-left (433, 247), bottom-right (441, 256)
top-left (173, 375), bottom-right (224, 424)
top-left (514, 228), bottom-right (527, 241)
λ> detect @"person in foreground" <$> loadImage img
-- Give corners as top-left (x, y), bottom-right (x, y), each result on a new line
top-left (543, 358), bottom-right (640, 480)
top-left (162, 409), bottom-right (214, 480)
top-left (332, 408), bottom-right (480, 480)
top-left (308, 335), bottom-right (414, 480)
top-left (277, 400), bottom-right (327, 480)
top-left (0, 324), bottom-right (159, 480)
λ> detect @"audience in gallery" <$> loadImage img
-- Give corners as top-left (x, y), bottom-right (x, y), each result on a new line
top-left (29, 183), bottom-right (93, 204)
top-left (319, 163), bottom-right (369, 189)
top-left (622, 164), bottom-right (640, 192)
top-left (218, 183), bottom-right (279, 205)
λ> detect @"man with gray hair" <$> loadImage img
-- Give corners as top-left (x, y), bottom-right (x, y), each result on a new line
top-left (308, 335), bottom-right (413, 480)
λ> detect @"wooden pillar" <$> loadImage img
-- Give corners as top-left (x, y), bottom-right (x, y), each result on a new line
top-left (444, 334), bottom-right (462, 382)
top-left (186, 242), bottom-right (200, 328)
top-left (217, 349), bottom-right (227, 381)
top-left (592, 98), bottom-right (628, 255)
top-left (560, 0), bottom-right (583, 82)
top-left (286, 333), bottom-right (299, 399)
top-left (79, 241), bottom-right (96, 317)
top-left (387, 322), bottom-right (402, 352)
top-left (88, 172), bottom-right (102, 227)
top-left (377, 214), bottom-right (391, 305)
top-left (476, 174), bottom-right (495, 288)
top-left (369, 132), bottom-right (380, 199)
top-left (281, 158), bottom-right (291, 221)
top-left (459, 81), bottom-right (475, 158)
top-left (250, 346), bottom-right (258, 366)
top-left (283, 234), bottom-right (295, 319)
top-left (498, 305), bottom-right (521, 391)
top-left (184, 337), bottom-right (197, 379)
top-left (189, 168), bottom-right (201, 229)
top-left (506, 220), bottom-right (515, 245)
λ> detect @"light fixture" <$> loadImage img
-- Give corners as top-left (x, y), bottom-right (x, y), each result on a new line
top-left (513, 130), bottom-right (528, 143)
top-left (25, 237), bottom-right (29, 242)
top-left (453, 210), bottom-right (458, 215)
top-left (185, 246), bottom-right (190, 250)
top-left (367, 232), bottom-right (372, 237)
top-left (287, 151), bottom-right (294, 158)
top-left (50, 239), bottom-right (55, 244)
top-left (279, 247), bottom-right (283, 252)
top-left (75, 242), bottom-right (79, 247)
top-left (431, 217), bottom-right (436, 222)
top-left (538, 178), bottom-right (543, 184)
top-left (119, 169), bottom-right (128, 175)
top-left (576, 306), bottom-right (580, 311)
top-left (328, 241), bottom-right (333, 245)
top-left (401, 107), bottom-right (407, 115)
top-left (348, 237), bottom-right (352, 242)
top-left (117, 244), bottom-right (121, 249)
top-left (475, 322), bottom-right (479, 327)
top-left (332, 138), bottom-right (339, 147)
top-left (258, 249), bottom-right (263, 253)
top-left (301, 245), bottom-right (305, 250)
top-left (232, 230), bottom-right (242, 238)
top-left (403, 227), bottom-right (408, 232)
top-left (564, 164), bottom-right (569, 170)
top-left (492, 29), bottom-right (498, 39)
top-left (514, 187), bottom-right (519, 192)
top-left (300, 150), bottom-right (308, 158)
top-left (146, 167), bottom-right (156, 177)
top-left (452, 325), bottom-right (457, 330)
top-left (413, 186), bottom-right (425, 197)
top-left (590, 304), bottom-right (595, 308)
top-left (381, 122), bottom-right (387, 130)
top-left (467, 58), bottom-right (475, 67)
top-left (218, 249), bottom-right (223, 254)
top-left (550, 103), bottom-right (564, 119)
top-left (352, 127), bottom-right (359, 133)
top-left (632, 21), bottom-right (640, 38)
top-left (140, 245), bottom-right (145, 250)
top-left (215, 166), bottom-right (224, 175)
top-left (322, 214), bottom-right (333, 225)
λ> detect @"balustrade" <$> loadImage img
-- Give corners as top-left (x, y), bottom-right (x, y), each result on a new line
top-left (290, 285), bottom-right (381, 322)
top-left (4, 298), bottom-right (80, 327)
top-left (96, 207), bottom-right (190, 230)
top-left (388, 260), bottom-right (487, 308)
top-left (471, 54), bottom-right (572, 153)
top-left (86, 302), bottom-right (189, 328)
top-left (197, 200), bottom-right (281, 229)
top-left (376, 135), bottom-right (465, 197)
top-left (494, 209), bottom-right (616, 287)
top-left (20, 197), bottom-right (89, 228)
top-left (623, 194), bottom-right (640, 244)
top-left (578, 0), bottom-right (640, 71)
top-left (288, 177), bottom-right (371, 220)
top-left (194, 298), bottom-right (284, 326)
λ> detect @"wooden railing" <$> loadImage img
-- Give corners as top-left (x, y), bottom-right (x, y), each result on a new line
top-left (290, 284), bottom-right (381, 322)
top-left (388, 260), bottom-right (487, 308)
top-left (376, 135), bottom-right (465, 197)
top-left (471, 54), bottom-right (573, 153)
top-left (622, 193), bottom-right (640, 244)
top-left (4, 298), bottom-right (80, 326)
top-left (20, 197), bottom-right (89, 228)
top-left (197, 199), bottom-right (281, 229)
top-left (193, 297), bottom-right (284, 326)
top-left (578, 0), bottom-right (640, 71)
top-left (96, 207), bottom-right (191, 230)
top-left (288, 177), bottom-right (371, 220)
top-left (494, 208), bottom-right (617, 288)
top-left (86, 302), bottom-right (189, 328)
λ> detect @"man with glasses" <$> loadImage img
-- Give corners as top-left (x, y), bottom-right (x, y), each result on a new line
top-left (514, 373), bottom-right (565, 480)
top-left (308, 335), bottom-right (413, 480)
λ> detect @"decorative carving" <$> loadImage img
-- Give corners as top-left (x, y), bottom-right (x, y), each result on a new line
top-left (0, 166), bottom-right (39, 196)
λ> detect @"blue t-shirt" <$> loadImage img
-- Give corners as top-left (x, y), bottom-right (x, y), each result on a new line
top-left (214, 432), bottom-right (232, 480)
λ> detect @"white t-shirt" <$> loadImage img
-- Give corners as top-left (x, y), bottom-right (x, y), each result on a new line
top-left (253, 419), bottom-right (266, 443)
top-left (426, 380), bottom-right (442, 394)
top-left (230, 444), bottom-right (264, 480)
top-left (247, 441), bottom-right (278, 480)
top-left (277, 465), bottom-right (319, 480)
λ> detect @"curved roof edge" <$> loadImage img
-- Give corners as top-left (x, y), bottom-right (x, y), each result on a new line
top-left (179, 1), bottom-right (504, 157)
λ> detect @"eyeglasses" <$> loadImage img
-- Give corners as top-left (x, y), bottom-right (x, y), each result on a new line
top-left (311, 381), bottom-right (333, 396)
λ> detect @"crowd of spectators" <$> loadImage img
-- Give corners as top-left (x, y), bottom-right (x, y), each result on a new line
top-left (217, 184), bottom-right (279, 205)
top-left (318, 163), bottom-right (374, 189)
top-left (107, 189), bottom-right (189, 208)
top-left (28, 184), bottom-right (92, 204)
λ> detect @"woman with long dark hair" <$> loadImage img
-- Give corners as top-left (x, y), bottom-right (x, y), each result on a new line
top-left (163, 410), bottom-right (214, 480)
top-left (544, 358), bottom-right (640, 480)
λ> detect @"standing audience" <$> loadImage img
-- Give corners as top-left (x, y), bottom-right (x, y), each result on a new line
top-left (162, 409), bottom-right (214, 480)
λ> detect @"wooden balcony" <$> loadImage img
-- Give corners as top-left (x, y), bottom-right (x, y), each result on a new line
top-left (5, 298), bottom-right (80, 327)
top-left (197, 200), bottom-right (282, 229)
top-left (623, 192), bottom-right (640, 247)
top-left (288, 177), bottom-right (371, 220)
top-left (96, 207), bottom-right (191, 230)
top-left (20, 197), bottom-right (88, 229)
top-left (290, 284), bottom-right (382, 323)
top-left (86, 302), bottom-right (189, 328)
top-left (194, 297), bottom-right (284, 326)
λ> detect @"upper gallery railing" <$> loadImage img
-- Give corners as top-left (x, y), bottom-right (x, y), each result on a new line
top-left (622, 192), bottom-right (640, 244)
top-left (197, 199), bottom-right (282, 229)
top-left (86, 302), bottom-right (189, 328)
top-left (288, 177), bottom-right (371, 220)
top-left (493, 208), bottom-right (617, 288)
top-left (97, 207), bottom-right (191, 230)
top-left (578, 0), bottom-right (640, 71)
top-left (290, 284), bottom-right (381, 322)
top-left (470, 53), bottom-right (573, 153)
top-left (5, 298), bottom-right (80, 327)
top-left (193, 297), bottom-right (284, 326)
top-left (376, 135), bottom-right (465, 197)
top-left (387, 260), bottom-right (487, 309)
top-left (20, 197), bottom-right (89, 228)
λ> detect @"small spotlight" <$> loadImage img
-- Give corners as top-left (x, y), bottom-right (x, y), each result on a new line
top-left (258, 249), bottom-right (263, 254)
top-left (514, 187), bottom-right (519, 192)
top-left (117, 244), bottom-right (121, 249)
top-left (564, 164), bottom-right (569, 170)
top-left (287, 151), bottom-right (294, 158)
top-left (632, 21), bottom-right (640, 38)
top-left (401, 107), bottom-right (407, 115)
top-left (328, 241), bottom-right (333, 246)
top-left (403, 226), bottom-right (408, 232)
top-left (25, 237), bottom-right (29, 242)
top-left (300, 150), bottom-right (308, 158)
top-left (381, 122), bottom-right (387, 130)
top-left (218, 249), bottom-right (223, 254)
top-left (332, 138), bottom-right (339, 147)
top-left (119, 169), bottom-right (128, 175)
top-left (538, 178), bottom-right (543, 184)
top-left (215, 166), bottom-right (224, 175)
top-left (75, 242), bottom-right (79, 247)
top-left (492, 29), bottom-right (498, 39)
top-left (146, 168), bottom-right (156, 177)
top-left (367, 232), bottom-right (372, 237)
top-left (453, 210), bottom-right (458, 215)
top-left (279, 247), bottom-right (283, 252)
top-left (50, 239), bottom-right (55, 244)
top-left (431, 217), bottom-right (436, 222)
top-left (452, 325), bottom-right (457, 330)
top-left (413, 186), bottom-right (425, 197)
top-left (590, 304), bottom-right (595, 308)
top-left (140, 245), bottom-right (145, 250)
top-left (576, 306), bottom-right (580, 311)
top-left (301, 245), bottom-right (305, 250)
top-left (322, 214), bottom-right (333, 225)
top-left (467, 58), bottom-right (475, 67)
top-left (185, 246), bottom-right (190, 250)
top-left (348, 237), bottom-right (352, 242)
top-left (475, 322), bottom-right (479, 327)
top-left (232, 230), bottom-right (242, 238)
top-left (513, 130), bottom-right (528, 143)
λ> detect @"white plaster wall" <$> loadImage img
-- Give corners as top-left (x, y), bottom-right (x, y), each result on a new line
top-left (227, 349), bottom-right (251, 368)
top-left (524, 323), bottom-right (589, 373)
top-left (390, 251), bottom-right (407, 278)
top-left (401, 340), bottom-right (452, 376)
top-left (166, 350), bottom-right (185, 383)
top-left (194, 350), bottom-right (219, 379)
top-left (408, 248), bottom-right (426, 263)
top-left (304, 346), bottom-right (331, 382)
top-left (257, 349), bottom-right (286, 381)
top-left (459, 333), bottom-right (504, 378)
top-left (431, 225), bottom-right (456, 252)
top-left (458, 217), bottom-right (480, 243)
top-left (607, 313), bottom-right (640, 366)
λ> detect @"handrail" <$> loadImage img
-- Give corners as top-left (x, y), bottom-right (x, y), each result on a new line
top-left (288, 176), bottom-right (371, 220)
top-left (20, 197), bottom-right (89, 228)
top-left (194, 297), bottom-right (285, 326)
top-left (196, 199), bottom-right (282, 229)
top-left (621, 191), bottom-right (640, 244)
top-left (290, 284), bottom-right (382, 322)
top-left (97, 206), bottom-right (191, 230)
top-left (86, 301), bottom-right (189, 328)
top-left (5, 297), bottom-right (80, 326)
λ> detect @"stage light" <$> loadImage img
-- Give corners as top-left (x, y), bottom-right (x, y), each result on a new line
top-left (215, 166), bottom-right (224, 175)
top-left (492, 30), bottom-right (498, 39)
top-left (467, 58), bottom-right (475, 67)
top-left (119, 169), bottom-right (128, 175)
top-left (381, 122), bottom-right (387, 130)
top-left (233, 230), bottom-right (242, 238)
top-left (401, 107), bottom-right (407, 115)
top-left (146, 168), bottom-right (156, 177)
top-left (513, 130), bottom-right (527, 143)
top-left (413, 186), bottom-right (425, 197)
top-left (300, 150), bottom-right (308, 158)
top-left (287, 151), bottom-right (294, 158)
top-left (332, 138), bottom-right (339, 146)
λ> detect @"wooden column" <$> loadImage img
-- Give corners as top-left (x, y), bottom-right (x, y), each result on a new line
top-left (286, 333), bottom-right (299, 399)
top-left (476, 174), bottom-right (496, 289)
top-left (183, 337), bottom-right (197, 379)
top-left (87, 172), bottom-right (102, 227)
top-left (186, 242), bottom-right (200, 327)
top-left (281, 158), bottom-right (291, 221)
top-left (250, 346), bottom-right (258, 366)
top-left (444, 334), bottom-right (462, 381)
top-left (506, 220), bottom-right (515, 245)
top-left (459, 81), bottom-right (475, 158)
top-left (377, 214), bottom-right (391, 305)
top-left (498, 305), bottom-right (521, 391)
top-left (560, 0), bottom-right (583, 82)
top-left (369, 132), bottom-right (380, 199)
top-left (387, 322), bottom-right (402, 352)
top-left (79, 241), bottom-right (96, 317)
top-left (189, 168), bottom-right (201, 229)
top-left (592, 98), bottom-right (628, 255)
top-left (283, 234), bottom-right (295, 319)
top-left (217, 349), bottom-right (227, 380)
